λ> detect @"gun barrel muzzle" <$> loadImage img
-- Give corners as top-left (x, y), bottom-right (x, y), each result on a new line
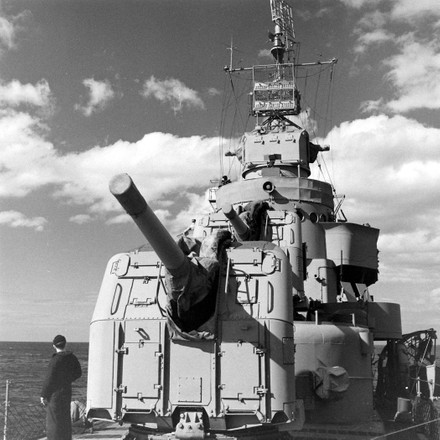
top-left (109, 173), bottom-right (187, 275)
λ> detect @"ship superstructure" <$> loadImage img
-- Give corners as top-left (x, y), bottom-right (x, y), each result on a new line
top-left (86, 1), bottom-right (438, 439)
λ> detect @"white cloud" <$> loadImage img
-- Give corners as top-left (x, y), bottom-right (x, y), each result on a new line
top-left (426, 288), bottom-right (440, 308)
top-left (320, 113), bottom-right (440, 331)
top-left (353, 29), bottom-right (394, 54)
top-left (69, 214), bottom-right (93, 224)
top-left (0, 210), bottom-right (47, 231)
top-left (75, 78), bottom-right (115, 116)
top-left (105, 213), bottom-right (131, 225)
top-left (0, 16), bottom-right (15, 50)
top-left (322, 113), bottom-right (440, 238)
top-left (337, 0), bottom-right (381, 9)
top-left (359, 98), bottom-right (384, 113)
top-left (0, 79), bottom-right (53, 109)
top-left (391, 0), bottom-right (440, 22)
top-left (349, 0), bottom-right (440, 113)
top-left (0, 110), bottom-right (56, 197)
top-left (0, 107), bottom-right (221, 226)
top-left (340, 0), bottom-right (440, 17)
top-left (0, 8), bottom-right (31, 58)
top-left (207, 87), bottom-right (221, 97)
top-left (51, 132), bottom-right (220, 216)
top-left (141, 76), bottom-right (205, 112)
top-left (258, 49), bottom-right (272, 59)
top-left (383, 34), bottom-right (440, 112)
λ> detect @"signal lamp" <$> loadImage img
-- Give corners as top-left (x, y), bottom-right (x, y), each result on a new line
top-left (263, 181), bottom-right (275, 194)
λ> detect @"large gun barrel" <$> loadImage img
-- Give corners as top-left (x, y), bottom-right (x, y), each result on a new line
top-left (221, 202), bottom-right (250, 241)
top-left (109, 173), bottom-right (187, 276)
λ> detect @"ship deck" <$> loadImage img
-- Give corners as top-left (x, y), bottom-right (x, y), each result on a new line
top-left (73, 421), bottom-right (128, 439)
top-left (38, 400), bottom-right (440, 440)
top-left (38, 420), bottom-right (128, 440)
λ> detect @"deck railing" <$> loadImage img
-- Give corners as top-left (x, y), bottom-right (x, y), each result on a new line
top-left (1, 380), bottom-right (87, 440)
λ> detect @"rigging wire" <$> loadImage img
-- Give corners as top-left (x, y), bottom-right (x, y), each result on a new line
top-left (297, 62), bottom-right (341, 210)
top-left (218, 72), bottom-right (230, 179)
top-left (218, 69), bottom-right (253, 182)
top-left (313, 66), bottom-right (322, 123)
top-left (321, 63), bottom-right (338, 196)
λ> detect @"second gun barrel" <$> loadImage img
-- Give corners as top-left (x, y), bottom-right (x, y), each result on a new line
top-left (222, 202), bottom-right (250, 241)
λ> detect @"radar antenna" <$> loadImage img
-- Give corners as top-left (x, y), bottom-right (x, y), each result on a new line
top-left (269, 0), bottom-right (295, 63)
top-left (270, 0), bottom-right (295, 48)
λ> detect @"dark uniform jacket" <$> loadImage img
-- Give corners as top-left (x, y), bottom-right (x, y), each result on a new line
top-left (41, 351), bottom-right (82, 440)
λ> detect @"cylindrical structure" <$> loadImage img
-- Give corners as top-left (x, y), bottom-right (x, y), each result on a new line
top-left (287, 210), bottom-right (304, 295)
top-left (221, 203), bottom-right (250, 240)
top-left (294, 322), bottom-right (374, 424)
top-left (109, 173), bottom-right (187, 276)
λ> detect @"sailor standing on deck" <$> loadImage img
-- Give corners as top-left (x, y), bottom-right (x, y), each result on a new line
top-left (40, 335), bottom-right (82, 440)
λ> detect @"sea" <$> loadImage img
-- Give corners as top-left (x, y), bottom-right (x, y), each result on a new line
top-left (0, 341), bottom-right (89, 440)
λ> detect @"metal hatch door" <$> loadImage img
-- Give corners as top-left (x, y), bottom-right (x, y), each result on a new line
top-left (220, 321), bottom-right (263, 412)
top-left (120, 321), bottom-right (163, 411)
top-left (168, 340), bottom-right (215, 408)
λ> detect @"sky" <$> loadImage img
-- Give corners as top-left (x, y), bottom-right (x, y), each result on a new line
top-left (0, 0), bottom-right (439, 342)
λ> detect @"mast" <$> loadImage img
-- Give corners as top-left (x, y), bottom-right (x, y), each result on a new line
top-left (219, 0), bottom-right (336, 184)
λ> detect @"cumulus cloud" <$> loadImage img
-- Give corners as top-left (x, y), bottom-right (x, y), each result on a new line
top-left (0, 79), bottom-right (53, 109)
top-left (141, 76), bottom-right (205, 112)
top-left (321, 115), bottom-right (440, 287)
top-left (353, 29), bottom-right (394, 54)
top-left (390, 0), bottom-right (440, 22)
top-left (69, 214), bottom-right (93, 225)
top-left (0, 210), bottom-right (47, 231)
top-left (336, 0), bottom-right (380, 8)
top-left (348, 0), bottom-right (440, 113)
top-left (0, 110), bottom-right (57, 198)
top-left (383, 34), bottom-right (440, 112)
top-left (2, 95), bottom-right (440, 254)
top-left (0, 8), bottom-right (30, 55)
top-left (358, 33), bottom-right (440, 113)
top-left (317, 113), bottom-right (440, 330)
top-left (0, 16), bottom-right (15, 51)
top-left (75, 78), bottom-right (115, 116)
top-left (207, 87), bottom-right (221, 97)
top-left (258, 48), bottom-right (272, 59)
top-left (0, 103), bottom-right (221, 229)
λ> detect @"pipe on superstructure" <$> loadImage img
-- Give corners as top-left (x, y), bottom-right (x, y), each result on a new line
top-left (289, 209), bottom-right (305, 297)
top-left (109, 173), bottom-right (187, 277)
top-left (221, 203), bottom-right (250, 241)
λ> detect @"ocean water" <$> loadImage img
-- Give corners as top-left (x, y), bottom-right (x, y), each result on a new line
top-left (0, 341), bottom-right (88, 440)
top-left (0, 341), bottom-right (88, 406)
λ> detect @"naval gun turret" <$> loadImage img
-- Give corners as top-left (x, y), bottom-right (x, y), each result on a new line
top-left (109, 173), bottom-right (228, 334)
top-left (87, 173), bottom-right (303, 438)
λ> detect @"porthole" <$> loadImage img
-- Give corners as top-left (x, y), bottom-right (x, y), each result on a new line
top-left (310, 212), bottom-right (318, 223)
top-left (320, 214), bottom-right (327, 222)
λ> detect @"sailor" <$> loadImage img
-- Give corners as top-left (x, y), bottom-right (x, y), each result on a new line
top-left (40, 335), bottom-right (82, 440)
